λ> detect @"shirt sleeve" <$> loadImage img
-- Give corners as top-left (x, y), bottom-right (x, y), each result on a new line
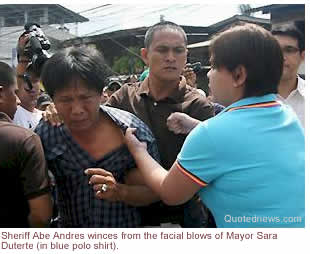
top-left (133, 123), bottom-right (161, 165)
top-left (106, 93), bottom-right (120, 108)
top-left (176, 121), bottom-right (220, 185)
top-left (18, 134), bottom-right (50, 199)
top-left (189, 94), bottom-right (215, 121)
top-left (106, 85), bottom-right (128, 109)
top-left (146, 138), bottom-right (161, 164)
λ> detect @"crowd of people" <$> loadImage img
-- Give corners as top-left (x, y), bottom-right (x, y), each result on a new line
top-left (0, 20), bottom-right (305, 228)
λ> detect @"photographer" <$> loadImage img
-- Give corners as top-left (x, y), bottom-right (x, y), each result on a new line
top-left (14, 65), bottom-right (43, 130)
top-left (182, 63), bottom-right (206, 96)
top-left (182, 63), bottom-right (197, 88)
top-left (14, 23), bottom-right (50, 130)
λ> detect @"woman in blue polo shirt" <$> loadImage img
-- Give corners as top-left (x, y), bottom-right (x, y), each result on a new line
top-left (124, 23), bottom-right (305, 228)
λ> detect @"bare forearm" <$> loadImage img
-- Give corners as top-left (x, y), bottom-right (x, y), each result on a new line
top-left (167, 112), bottom-right (202, 135)
top-left (125, 128), bottom-right (201, 207)
top-left (187, 118), bottom-right (201, 133)
top-left (131, 149), bottom-right (168, 200)
top-left (118, 184), bottom-right (159, 206)
top-left (28, 214), bottom-right (50, 228)
top-left (28, 194), bottom-right (53, 228)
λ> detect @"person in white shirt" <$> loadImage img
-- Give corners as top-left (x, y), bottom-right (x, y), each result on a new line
top-left (272, 23), bottom-right (305, 128)
top-left (14, 66), bottom-right (43, 130)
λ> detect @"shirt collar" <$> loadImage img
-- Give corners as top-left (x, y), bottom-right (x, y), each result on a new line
top-left (223, 94), bottom-right (278, 113)
top-left (99, 105), bottom-right (128, 130)
top-left (137, 76), bottom-right (188, 103)
top-left (0, 112), bottom-right (12, 122)
top-left (137, 77), bottom-right (150, 96)
top-left (296, 76), bottom-right (305, 97)
top-left (277, 76), bottom-right (305, 100)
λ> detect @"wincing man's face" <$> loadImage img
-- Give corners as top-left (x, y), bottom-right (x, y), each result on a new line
top-left (53, 79), bottom-right (102, 133)
top-left (141, 29), bottom-right (187, 82)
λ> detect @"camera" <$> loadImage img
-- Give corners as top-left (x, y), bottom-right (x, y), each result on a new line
top-left (17, 23), bottom-right (51, 76)
top-left (187, 62), bottom-right (202, 73)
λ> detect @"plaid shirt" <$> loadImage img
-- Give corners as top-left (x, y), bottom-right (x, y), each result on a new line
top-left (35, 105), bottom-right (160, 227)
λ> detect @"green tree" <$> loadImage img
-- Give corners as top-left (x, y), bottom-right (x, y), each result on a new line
top-left (112, 46), bottom-right (144, 74)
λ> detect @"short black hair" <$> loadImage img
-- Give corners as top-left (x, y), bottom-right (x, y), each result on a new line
top-left (0, 62), bottom-right (16, 88)
top-left (144, 21), bottom-right (187, 49)
top-left (25, 63), bottom-right (41, 79)
top-left (210, 23), bottom-right (283, 98)
top-left (271, 23), bottom-right (305, 52)
top-left (41, 46), bottom-right (108, 98)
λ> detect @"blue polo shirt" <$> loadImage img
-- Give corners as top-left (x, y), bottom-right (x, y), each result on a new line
top-left (177, 94), bottom-right (305, 228)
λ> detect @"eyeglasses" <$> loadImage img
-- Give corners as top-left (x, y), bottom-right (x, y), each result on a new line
top-left (281, 46), bottom-right (300, 55)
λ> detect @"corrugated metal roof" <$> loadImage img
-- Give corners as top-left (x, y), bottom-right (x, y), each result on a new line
top-left (0, 4), bottom-right (85, 65)
top-left (0, 25), bottom-right (76, 65)
top-left (0, 4), bottom-right (88, 26)
top-left (187, 40), bottom-right (211, 49)
top-left (64, 4), bottom-right (244, 37)
top-left (178, 14), bottom-right (270, 49)
top-left (246, 4), bottom-right (305, 14)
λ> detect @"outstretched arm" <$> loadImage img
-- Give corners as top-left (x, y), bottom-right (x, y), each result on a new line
top-left (28, 194), bottom-right (53, 227)
top-left (167, 112), bottom-right (201, 135)
top-left (21, 134), bottom-right (53, 227)
top-left (124, 128), bottom-right (201, 205)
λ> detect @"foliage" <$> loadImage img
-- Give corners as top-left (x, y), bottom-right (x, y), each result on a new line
top-left (112, 46), bottom-right (145, 74)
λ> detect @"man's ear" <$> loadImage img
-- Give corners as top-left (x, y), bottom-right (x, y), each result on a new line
top-left (141, 48), bottom-right (149, 66)
top-left (232, 65), bottom-right (247, 88)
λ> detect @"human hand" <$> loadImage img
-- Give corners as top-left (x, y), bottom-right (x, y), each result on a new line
top-left (167, 112), bottom-right (200, 135)
top-left (42, 103), bottom-right (63, 126)
top-left (16, 58), bottom-right (31, 74)
top-left (124, 128), bottom-right (147, 156)
top-left (16, 33), bottom-right (32, 76)
top-left (18, 33), bottom-right (30, 49)
top-left (100, 90), bottom-right (110, 104)
top-left (183, 65), bottom-right (197, 88)
top-left (85, 168), bottom-right (121, 202)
